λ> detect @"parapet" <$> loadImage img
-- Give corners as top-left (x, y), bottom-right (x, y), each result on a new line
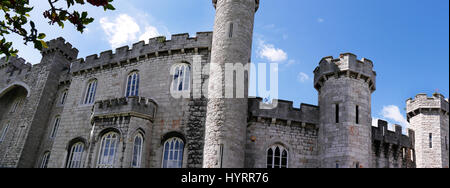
top-left (313, 53), bottom-right (377, 92)
top-left (41, 37), bottom-right (79, 61)
top-left (0, 56), bottom-right (32, 74)
top-left (248, 97), bottom-right (319, 126)
top-left (372, 119), bottom-right (414, 149)
top-left (406, 93), bottom-right (449, 119)
top-left (92, 96), bottom-right (158, 122)
top-left (70, 32), bottom-right (213, 75)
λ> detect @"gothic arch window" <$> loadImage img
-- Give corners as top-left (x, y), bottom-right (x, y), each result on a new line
top-left (0, 122), bottom-right (10, 142)
top-left (84, 79), bottom-right (98, 105)
top-left (126, 71), bottom-right (140, 97)
top-left (97, 132), bottom-right (119, 168)
top-left (266, 145), bottom-right (288, 168)
top-left (50, 116), bottom-right (61, 139)
top-left (162, 137), bottom-right (184, 168)
top-left (66, 142), bottom-right (85, 168)
top-left (172, 64), bottom-right (191, 92)
top-left (40, 152), bottom-right (51, 168)
top-left (131, 133), bottom-right (144, 168)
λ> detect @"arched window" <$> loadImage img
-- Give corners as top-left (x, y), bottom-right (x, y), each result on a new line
top-left (50, 116), bottom-right (60, 139)
top-left (172, 64), bottom-right (191, 92)
top-left (66, 142), bottom-right (85, 168)
top-left (131, 133), bottom-right (143, 168)
top-left (0, 122), bottom-right (10, 142)
top-left (126, 72), bottom-right (140, 97)
top-left (162, 137), bottom-right (184, 168)
top-left (60, 90), bottom-right (68, 105)
top-left (267, 145), bottom-right (288, 168)
top-left (97, 132), bottom-right (119, 168)
top-left (84, 79), bottom-right (98, 104)
top-left (40, 152), bottom-right (51, 168)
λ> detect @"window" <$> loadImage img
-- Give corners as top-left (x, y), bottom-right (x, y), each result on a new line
top-left (126, 72), bottom-right (140, 97)
top-left (229, 22), bottom-right (234, 38)
top-left (336, 163), bottom-right (339, 168)
top-left (0, 123), bottom-right (10, 142)
top-left (267, 145), bottom-right (288, 168)
top-left (61, 91), bottom-right (68, 105)
top-left (162, 137), bottom-right (184, 168)
top-left (429, 133), bottom-right (433, 148)
top-left (10, 99), bottom-right (22, 113)
top-left (335, 104), bottom-right (340, 123)
top-left (66, 142), bottom-right (85, 168)
top-left (446, 136), bottom-right (448, 150)
top-left (97, 132), bottom-right (119, 168)
top-left (40, 152), bottom-right (51, 168)
top-left (50, 116), bottom-right (60, 139)
top-left (131, 134), bottom-right (143, 168)
top-left (84, 79), bottom-right (98, 104)
top-left (356, 105), bottom-right (359, 124)
top-left (172, 64), bottom-right (191, 92)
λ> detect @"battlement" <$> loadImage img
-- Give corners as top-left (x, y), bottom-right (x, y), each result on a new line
top-left (313, 53), bottom-right (377, 92)
top-left (93, 96), bottom-right (158, 122)
top-left (372, 119), bottom-right (415, 149)
top-left (0, 56), bottom-right (33, 77)
top-left (248, 97), bottom-right (319, 126)
top-left (41, 37), bottom-right (79, 61)
top-left (212, 0), bottom-right (260, 11)
top-left (406, 93), bottom-right (449, 118)
top-left (70, 32), bottom-right (213, 75)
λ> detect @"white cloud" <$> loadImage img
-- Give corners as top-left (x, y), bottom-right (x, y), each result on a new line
top-left (100, 14), bottom-right (161, 48)
top-left (380, 105), bottom-right (410, 129)
top-left (257, 40), bottom-right (288, 62)
top-left (297, 72), bottom-right (310, 83)
top-left (317, 18), bottom-right (325, 23)
top-left (139, 26), bottom-right (160, 42)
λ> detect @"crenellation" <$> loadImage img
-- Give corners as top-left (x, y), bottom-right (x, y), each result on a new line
top-left (70, 32), bottom-right (213, 75)
top-left (41, 37), bottom-right (79, 61)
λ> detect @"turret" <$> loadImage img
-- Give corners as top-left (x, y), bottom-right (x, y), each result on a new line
top-left (314, 53), bottom-right (377, 168)
top-left (203, 0), bottom-right (259, 168)
top-left (406, 93), bottom-right (449, 168)
top-left (40, 37), bottom-right (79, 64)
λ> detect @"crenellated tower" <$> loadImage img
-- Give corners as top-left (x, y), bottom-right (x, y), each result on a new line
top-left (407, 93), bottom-right (449, 168)
top-left (314, 53), bottom-right (377, 168)
top-left (203, 0), bottom-right (259, 168)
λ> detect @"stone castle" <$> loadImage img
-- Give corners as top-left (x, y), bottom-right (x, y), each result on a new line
top-left (0, 0), bottom-right (448, 168)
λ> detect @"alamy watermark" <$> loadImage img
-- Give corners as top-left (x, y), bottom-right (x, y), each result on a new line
top-left (170, 55), bottom-right (279, 109)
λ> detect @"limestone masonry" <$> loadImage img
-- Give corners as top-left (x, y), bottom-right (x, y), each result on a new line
top-left (0, 0), bottom-right (448, 168)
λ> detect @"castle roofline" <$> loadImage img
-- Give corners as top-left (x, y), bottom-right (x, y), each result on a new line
top-left (70, 32), bottom-right (213, 75)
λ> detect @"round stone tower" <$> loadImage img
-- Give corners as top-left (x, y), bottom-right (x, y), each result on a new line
top-left (203, 0), bottom-right (259, 168)
top-left (314, 53), bottom-right (376, 168)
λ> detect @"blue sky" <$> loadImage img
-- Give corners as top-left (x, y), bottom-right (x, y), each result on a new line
top-left (5, 0), bottom-right (449, 131)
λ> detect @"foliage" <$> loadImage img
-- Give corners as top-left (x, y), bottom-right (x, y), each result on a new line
top-left (0, 0), bottom-right (114, 58)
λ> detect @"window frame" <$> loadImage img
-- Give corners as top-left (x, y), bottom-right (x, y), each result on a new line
top-left (0, 122), bottom-right (10, 142)
top-left (131, 133), bottom-right (144, 168)
top-left (125, 71), bottom-right (140, 97)
top-left (161, 137), bottom-right (185, 168)
top-left (49, 116), bottom-right (61, 139)
top-left (66, 142), bottom-right (85, 168)
top-left (171, 64), bottom-right (191, 93)
top-left (83, 79), bottom-right (98, 105)
top-left (266, 144), bottom-right (288, 168)
top-left (96, 132), bottom-right (120, 168)
top-left (40, 152), bottom-right (51, 168)
top-left (60, 90), bottom-right (68, 105)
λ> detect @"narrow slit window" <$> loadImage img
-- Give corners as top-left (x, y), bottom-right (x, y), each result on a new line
top-left (229, 22), bottom-right (234, 38)
top-left (0, 123), bottom-right (10, 142)
top-left (335, 104), bottom-right (340, 123)
top-left (429, 133), bottom-right (433, 148)
top-left (356, 105), bottom-right (359, 124)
